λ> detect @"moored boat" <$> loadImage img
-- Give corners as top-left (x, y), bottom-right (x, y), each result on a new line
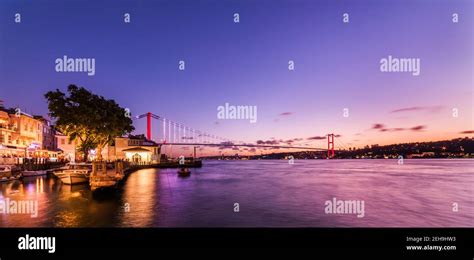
top-left (52, 165), bottom-right (70, 178)
top-left (22, 170), bottom-right (48, 177)
top-left (0, 165), bottom-right (20, 182)
top-left (0, 165), bottom-right (12, 175)
top-left (177, 167), bottom-right (191, 177)
top-left (59, 163), bottom-right (92, 185)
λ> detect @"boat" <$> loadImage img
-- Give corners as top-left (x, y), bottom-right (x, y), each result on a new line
top-left (52, 164), bottom-right (72, 178)
top-left (9, 175), bottom-right (20, 181)
top-left (59, 163), bottom-right (92, 185)
top-left (0, 165), bottom-right (12, 175)
top-left (0, 176), bottom-right (19, 182)
top-left (0, 165), bottom-right (20, 182)
top-left (177, 167), bottom-right (191, 177)
top-left (0, 165), bottom-right (12, 182)
top-left (22, 170), bottom-right (47, 177)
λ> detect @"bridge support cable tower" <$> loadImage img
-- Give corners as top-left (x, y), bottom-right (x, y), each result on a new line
top-left (327, 133), bottom-right (335, 159)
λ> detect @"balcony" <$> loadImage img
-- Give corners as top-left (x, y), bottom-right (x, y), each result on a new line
top-left (0, 124), bottom-right (17, 132)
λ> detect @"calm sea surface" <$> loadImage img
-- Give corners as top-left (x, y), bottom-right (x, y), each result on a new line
top-left (0, 159), bottom-right (472, 227)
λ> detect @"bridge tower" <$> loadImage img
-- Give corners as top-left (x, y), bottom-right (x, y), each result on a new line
top-left (327, 133), bottom-right (335, 159)
top-left (147, 112), bottom-right (151, 140)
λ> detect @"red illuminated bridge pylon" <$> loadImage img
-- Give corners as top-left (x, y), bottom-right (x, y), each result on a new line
top-left (327, 133), bottom-right (335, 159)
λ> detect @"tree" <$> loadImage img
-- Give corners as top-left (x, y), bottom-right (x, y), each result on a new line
top-left (45, 85), bottom-right (134, 161)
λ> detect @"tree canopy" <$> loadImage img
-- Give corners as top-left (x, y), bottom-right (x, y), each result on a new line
top-left (45, 85), bottom-right (134, 161)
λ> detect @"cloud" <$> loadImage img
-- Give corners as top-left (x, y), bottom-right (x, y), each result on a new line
top-left (381, 127), bottom-right (405, 132)
top-left (410, 125), bottom-right (426, 131)
top-left (307, 136), bottom-right (326, 140)
top-left (220, 141), bottom-right (234, 146)
top-left (390, 106), bottom-right (443, 114)
top-left (256, 139), bottom-right (280, 145)
top-left (372, 123), bottom-right (385, 130)
top-left (459, 130), bottom-right (474, 134)
top-left (371, 123), bottom-right (426, 132)
top-left (307, 134), bottom-right (341, 141)
top-left (274, 112), bottom-right (294, 122)
top-left (279, 112), bottom-right (293, 116)
top-left (392, 128), bottom-right (405, 131)
top-left (284, 138), bottom-right (304, 145)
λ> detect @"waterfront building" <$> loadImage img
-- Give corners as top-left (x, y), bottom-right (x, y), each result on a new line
top-left (107, 135), bottom-right (161, 163)
top-left (55, 132), bottom-right (77, 162)
top-left (0, 107), bottom-right (60, 163)
top-left (0, 110), bottom-right (25, 163)
top-left (33, 116), bottom-right (56, 151)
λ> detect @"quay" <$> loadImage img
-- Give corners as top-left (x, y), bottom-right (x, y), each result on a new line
top-left (89, 159), bottom-right (202, 191)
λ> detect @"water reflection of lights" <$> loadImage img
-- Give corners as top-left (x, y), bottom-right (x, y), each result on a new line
top-left (56, 211), bottom-right (80, 227)
top-left (121, 169), bottom-right (157, 226)
top-left (36, 178), bottom-right (44, 193)
top-left (70, 192), bottom-right (81, 198)
top-left (26, 182), bottom-right (35, 193)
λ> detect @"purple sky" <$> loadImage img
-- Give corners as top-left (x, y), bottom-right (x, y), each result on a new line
top-left (0, 0), bottom-right (472, 154)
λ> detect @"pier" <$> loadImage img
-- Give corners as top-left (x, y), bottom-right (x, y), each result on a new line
top-left (88, 159), bottom-right (202, 191)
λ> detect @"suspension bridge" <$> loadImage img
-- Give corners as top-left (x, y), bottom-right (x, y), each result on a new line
top-left (135, 112), bottom-right (345, 158)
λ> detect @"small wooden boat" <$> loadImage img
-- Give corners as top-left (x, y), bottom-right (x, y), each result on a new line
top-left (60, 171), bottom-right (90, 185)
top-left (9, 175), bottom-right (20, 181)
top-left (22, 170), bottom-right (47, 177)
top-left (0, 173), bottom-right (20, 183)
top-left (177, 167), bottom-right (191, 177)
top-left (0, 165), bottom-right (12, 175)
top-left (0, 165), bottom-right (16, 182)
top-left (59, 163), bottom-right (92, 185)
top-left (52, 164), bottom-right (72, 178)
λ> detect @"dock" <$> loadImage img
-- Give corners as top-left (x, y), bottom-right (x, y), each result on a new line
top-left (89, 160), bottom-right (202, 191)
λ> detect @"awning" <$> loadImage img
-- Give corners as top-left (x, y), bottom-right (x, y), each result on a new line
top-left (122, 147), bottom-right (152, 153)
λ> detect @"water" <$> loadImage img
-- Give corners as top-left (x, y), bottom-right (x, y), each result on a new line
top-left (0, 159), bottom-right (472, 227)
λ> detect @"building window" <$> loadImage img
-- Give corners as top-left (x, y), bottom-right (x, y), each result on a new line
top-left (61, 139), bottom-right (65, 145)
top-left (7, 135), bottom-right (12, 143)
top-left (0, 134), bottom-right (4, 143)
